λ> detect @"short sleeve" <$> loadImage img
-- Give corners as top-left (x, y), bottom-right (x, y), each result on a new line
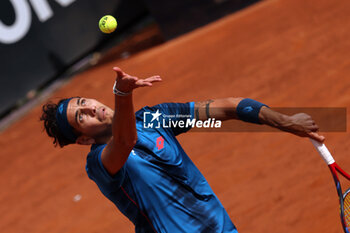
top-left (137, 102), bottom-right (195, 136)
top-left (85, 144), bottom-right (126, 195)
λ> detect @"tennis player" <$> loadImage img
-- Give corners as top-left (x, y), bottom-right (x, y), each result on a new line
top-left (41, 67), bottom-right (324, 233)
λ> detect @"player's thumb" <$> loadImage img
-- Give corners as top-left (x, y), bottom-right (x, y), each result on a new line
top-left (309, 132), bottom-right (325, 143)
top-left (113, 67), bottom-right (125, 78)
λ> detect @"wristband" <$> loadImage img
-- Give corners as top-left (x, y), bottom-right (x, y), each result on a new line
top-left (113, 80), bottom-right (132, 96)
top-left (236, 98), bottom-right (269, 124)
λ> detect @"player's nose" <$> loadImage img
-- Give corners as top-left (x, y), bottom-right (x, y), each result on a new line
top-left (81, 105), bottom-right (96, 117)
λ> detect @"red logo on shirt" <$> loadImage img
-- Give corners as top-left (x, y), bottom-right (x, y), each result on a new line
top-left (156, 136), bottom-right (164, 150)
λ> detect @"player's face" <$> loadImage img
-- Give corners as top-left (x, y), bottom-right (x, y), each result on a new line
top-left (66, 97), bottom-right (114, 140)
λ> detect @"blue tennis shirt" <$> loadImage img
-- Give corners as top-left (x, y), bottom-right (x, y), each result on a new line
top-left (86, 102), bottom-right (237, 233)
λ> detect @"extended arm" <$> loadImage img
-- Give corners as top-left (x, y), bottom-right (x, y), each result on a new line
top-left (194, 97), bottom-right (325, 142)
top-left (101, 67), bottom-right (161, 175)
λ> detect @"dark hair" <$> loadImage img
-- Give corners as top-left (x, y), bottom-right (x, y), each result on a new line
top-left (40, 98), bottom-right (76, 147)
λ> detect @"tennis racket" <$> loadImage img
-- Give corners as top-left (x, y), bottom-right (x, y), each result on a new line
top-left (310, 138), bottom-right (350, 233)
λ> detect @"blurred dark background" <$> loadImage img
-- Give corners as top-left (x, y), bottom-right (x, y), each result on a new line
top-left (0, 0), bottom-right (259, 124)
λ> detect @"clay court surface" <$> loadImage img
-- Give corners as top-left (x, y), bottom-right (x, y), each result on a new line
top-left (1, 0), bottom-right (350, 232)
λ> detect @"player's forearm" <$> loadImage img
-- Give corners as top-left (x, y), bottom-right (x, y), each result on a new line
top-left (258, 107), bottom-right (293, 131)
top-left (199, 97), bottom-right (294, 129)
top-left (112, 94), bottom-right (137, 147)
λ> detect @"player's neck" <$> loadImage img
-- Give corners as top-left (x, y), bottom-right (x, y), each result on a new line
top-left (93, 129), bottom-right (113, 145)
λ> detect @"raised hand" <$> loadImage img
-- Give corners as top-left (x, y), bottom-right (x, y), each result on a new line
top-left (113, 67), bottom-right (162, 93)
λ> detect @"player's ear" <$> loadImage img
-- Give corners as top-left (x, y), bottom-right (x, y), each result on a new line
top-left (76, 135), bottom-right (95, 145)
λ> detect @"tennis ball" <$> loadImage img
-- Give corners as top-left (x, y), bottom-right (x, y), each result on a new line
top-left (99, 15), bottom-right (117, 34)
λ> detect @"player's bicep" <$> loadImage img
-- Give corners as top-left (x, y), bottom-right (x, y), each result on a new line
top-left (194, 97), bottom-right (243, 121)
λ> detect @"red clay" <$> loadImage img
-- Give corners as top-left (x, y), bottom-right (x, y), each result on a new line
top-left (1, 0), bottom-right (350, 232)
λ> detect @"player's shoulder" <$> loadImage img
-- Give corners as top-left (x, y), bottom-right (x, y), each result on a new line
top-left (87, 143), bottom-right (107, 159)
top-left (135, 103), bottom-right (166, 118)
top-left (135, 102), bottom-right (193, 121)
top-left (136, 102), bottom-right (188, 113)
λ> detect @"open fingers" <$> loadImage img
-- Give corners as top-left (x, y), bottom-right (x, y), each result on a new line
top-left (135, 79), bottom-right (154, 87)
top-left (143, 75), bottom-right (162, 83)
top-left (136, 76), bottom-right (162, 87)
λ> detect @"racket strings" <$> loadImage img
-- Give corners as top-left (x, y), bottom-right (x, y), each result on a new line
top-left (343, 193), bottom-right (350, 229)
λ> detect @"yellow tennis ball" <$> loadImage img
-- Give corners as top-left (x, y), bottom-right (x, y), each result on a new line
top-left (99, 15), bottom-right (117, 34)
